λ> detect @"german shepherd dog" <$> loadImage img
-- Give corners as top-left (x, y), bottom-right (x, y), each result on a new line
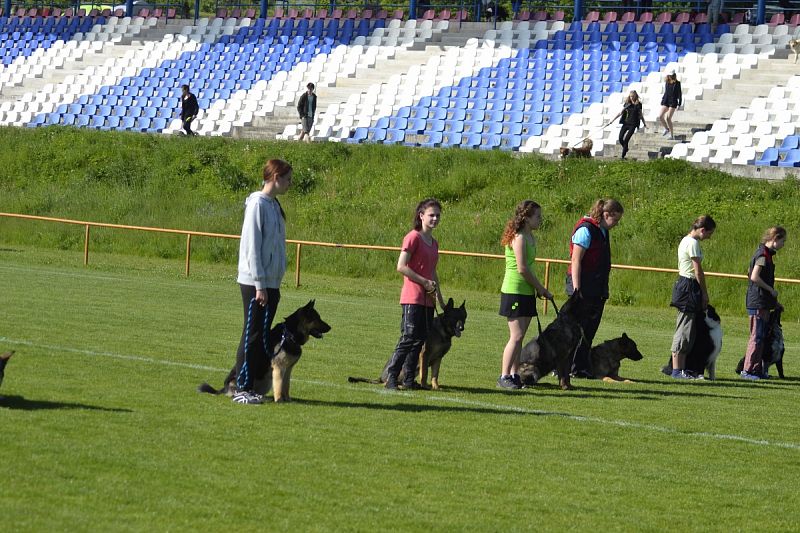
top-left (518, 293), bottom-right (595, 390)
top-left (789, 39), bottom-right (800, 64)
top-left (661, 305), bottom-right (722, 380)
top-left (591, 333), bottom-right (643, 383)
top-left (735, 308), bottom-right (785, 378)
top-left (198, 300), bottom-right (331, 402)
top-left (559, 138), bottom-right (593, 159)
top-left (348, 298), bottom-right (467, 390)
top-left (0, 351), bottom-right (14, 391)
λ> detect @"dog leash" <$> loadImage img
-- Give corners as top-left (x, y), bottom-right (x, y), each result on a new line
top-left (569, 118), bottom-right (617, 148)
top-left (534, 297), bottom-right (560, 336)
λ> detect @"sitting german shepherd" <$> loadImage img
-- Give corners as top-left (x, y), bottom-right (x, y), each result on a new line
top-left (559, 138), bottom-right (593, 159)
top-left (735, 307), bottom-right (785, 378)
top-left (591, 333), bottom-right (643, 383)
top-left (518, 293), bottom-right (595, 390)
top-left (0, 351), bottom-right (15, 391)
top-left (348, 298), bottom-right (467, 390)
top-left (198, 300), bottom-right (331, 402)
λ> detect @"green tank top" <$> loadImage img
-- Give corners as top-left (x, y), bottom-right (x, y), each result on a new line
top-left (501, 235), bottom-right (536, 295)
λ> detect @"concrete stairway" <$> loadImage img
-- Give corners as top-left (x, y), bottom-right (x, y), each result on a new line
top-left (606, 56), bottom-right (798, 161)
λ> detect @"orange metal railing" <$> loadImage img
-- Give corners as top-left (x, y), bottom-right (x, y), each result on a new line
top-left (2, 212), bottom-right (798, 315)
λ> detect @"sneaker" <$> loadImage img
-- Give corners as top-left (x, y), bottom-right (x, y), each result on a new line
top-left (384, 377), bottom-right (399, 390)
top-left (497, 375), bottom-right (521, 389)
top-left (232, 390), bottom-right (264, 404)
top-left (400, 381), bottom-right (426, 391)
top-left (671, 370), bottom-right (695, 380)
top-left (685, 370), bottom-right (705, 380)
top-left (662, 129), bottom-right (670, 137)
top-left (512, 374), bottom-right (523, 388)
top-left (740, 371), bottom-right (761, 381)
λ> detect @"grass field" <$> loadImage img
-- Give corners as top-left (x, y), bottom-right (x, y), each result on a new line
top-left (2, 247), bottom-right (800, 531)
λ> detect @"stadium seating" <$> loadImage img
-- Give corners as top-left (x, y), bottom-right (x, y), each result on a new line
top-left (0, 13), bottom-right (797, 169)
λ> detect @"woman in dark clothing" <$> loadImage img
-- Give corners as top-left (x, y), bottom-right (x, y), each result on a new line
top-left (611, 91), bottom-right (646, 160)
top-left (658, 72), bottom-right (682, 140)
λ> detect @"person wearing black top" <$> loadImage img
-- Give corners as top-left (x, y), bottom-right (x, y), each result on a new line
top-left (180, 84), bottom-right (199, 136)
top-left (658, 72), bottom-right (682, 140)
top-left (741, 226), bottom-right (787, 380)
top-left (296, 82), bottom-right (317, 143)
top-left (611, 91), bottom-right (646, 160)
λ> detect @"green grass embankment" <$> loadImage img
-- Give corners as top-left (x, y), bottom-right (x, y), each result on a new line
top-left (1, 126), bottom-right (799, 317)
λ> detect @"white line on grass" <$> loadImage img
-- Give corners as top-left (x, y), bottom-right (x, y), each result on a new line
top-left (3, 336), bottom-right (799, 451)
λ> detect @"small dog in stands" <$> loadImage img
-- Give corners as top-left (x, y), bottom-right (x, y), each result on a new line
top-left (789, 39), bottom-right (800, 64)
top-left (559, 139), bottom-right (593, 159)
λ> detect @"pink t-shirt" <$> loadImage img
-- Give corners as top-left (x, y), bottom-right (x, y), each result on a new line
top-left (399, 230), bottom-right (439, 307)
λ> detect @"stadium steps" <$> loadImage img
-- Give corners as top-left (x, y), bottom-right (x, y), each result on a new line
top-left (618, 58), bottom-right (797, 161)
top-left (121, 19), bottom-right (192, 45)
top-left (231, 45), bottom-right (455, 139)
top-left (0, 45), bottom-right (131, 104)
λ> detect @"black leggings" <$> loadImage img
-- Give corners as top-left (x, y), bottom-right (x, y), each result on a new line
top-left (618, 125), bottom-right (637, 157)
top-left (228, 284), bottom-right (281, 391)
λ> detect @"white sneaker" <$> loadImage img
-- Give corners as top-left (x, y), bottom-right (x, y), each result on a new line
top-left (232, 390), bottom-right (264, 404)
top-left (662, 129), bottom-right (670, 137)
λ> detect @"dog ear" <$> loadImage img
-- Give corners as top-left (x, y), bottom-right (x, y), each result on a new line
top-left (306, 299), bottom-right (315, 309)
top-left (621, 332), bottom-right (628, 339)
top-left (446, 297), bottom-right (454, 308)
top-left (460, 300), bottom-right (466, 310)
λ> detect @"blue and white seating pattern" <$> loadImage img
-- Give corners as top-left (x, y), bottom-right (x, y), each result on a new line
top-left (1, 14), bottom-right (799, 169)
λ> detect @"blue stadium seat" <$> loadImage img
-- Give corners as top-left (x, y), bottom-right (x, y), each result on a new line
top-left (366, 128), bottom-right (387, 142)
top-left (420, 131), bottom-right (443, 148)
top-left (779, 136), bottom-right (800, 151)
top-left (778, 149), bottom-right (800, 167)
top-left (441, 132), bottom-right (463, 147)
top-left (499, 134), bottom-right (522, 151)
top-left (385, 129), bottom-right (405, 144)
top-left (90, 115), bottom-right (105, 129)
top-left (348, 127), bottom-right (369, 143)
top-left (755, 148), bottom-right (779, 166)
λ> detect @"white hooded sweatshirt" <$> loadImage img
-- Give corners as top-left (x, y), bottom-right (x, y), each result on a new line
top-left (236, 191), bottom-right (286, 290)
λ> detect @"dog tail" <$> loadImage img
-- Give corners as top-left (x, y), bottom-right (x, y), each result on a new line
top-left (347, 376), bottom-right (383, 384)
top-left (197, 382), bottom-right (224, 395)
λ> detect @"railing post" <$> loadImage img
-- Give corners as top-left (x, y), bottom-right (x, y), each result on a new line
top-left (185, 233), bottom-right (192, 277)
top-left (83, 224), bottom-right (90, 266)
top-left (295, 242), bottom-right (302, 287)
top-left (543, 260), bottom-right (551, 315)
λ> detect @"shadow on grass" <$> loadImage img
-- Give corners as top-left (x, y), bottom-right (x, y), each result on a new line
top-left (0, 395), bottom-right (133, 412)
top-left (292, 397), bottom-right (581, 416)
top-left (439, 382), bottom-right (746, 400)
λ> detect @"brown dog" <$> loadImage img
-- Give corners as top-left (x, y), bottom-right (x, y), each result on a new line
top-left (348, 298), bottom-right (467, 390)
top-left (559, 138), bottom-right (594, 159)
top-left (198, 301), bottom-right (331, 402)
top-left (789, 39), bottom-right (800, 64)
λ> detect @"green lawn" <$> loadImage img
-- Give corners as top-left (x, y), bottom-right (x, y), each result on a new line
top-left (2, 247), bottom-right (799, 531)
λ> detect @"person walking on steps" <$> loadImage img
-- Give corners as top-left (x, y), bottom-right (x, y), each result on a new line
top-left (658, 72), bottom-right (682, 140)
top-left (611, 90), bottom-right (646, 159)
top-left (180, 84), bottom-right (199, 136)
top-left (296, 82), bottom-right (317, 143)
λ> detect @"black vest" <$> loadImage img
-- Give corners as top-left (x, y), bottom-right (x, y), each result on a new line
top-left (566, 218), bottom-right (611, 300)
top-left (746, 244), bottom-right (776, 309)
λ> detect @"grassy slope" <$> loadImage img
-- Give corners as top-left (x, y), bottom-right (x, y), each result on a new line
top-left (1, 248), bottom-right (799, 531)
top-left (1, 126), bottom-right (799, 318)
